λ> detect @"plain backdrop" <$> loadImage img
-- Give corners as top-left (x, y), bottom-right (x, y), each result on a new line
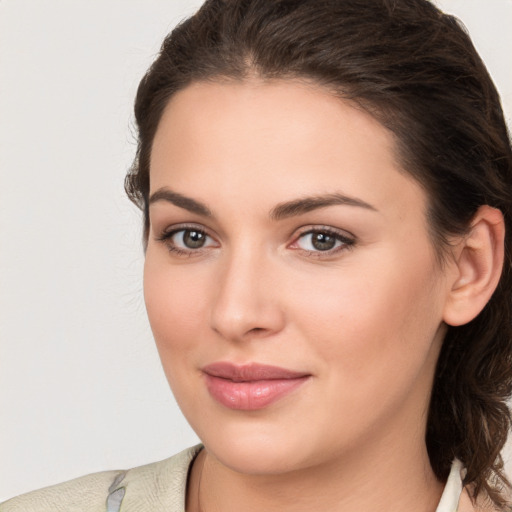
top-left (1, 0), bottom-right (511, 501)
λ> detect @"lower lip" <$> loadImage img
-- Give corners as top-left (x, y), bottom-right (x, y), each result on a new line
top-left (204, 375), bottom-right (310, 410)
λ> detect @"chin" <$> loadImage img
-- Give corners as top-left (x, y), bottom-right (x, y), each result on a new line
top-left (206, 434), bottom-right (310, 475)
top-left (189, 410), bottom-right (326, 476)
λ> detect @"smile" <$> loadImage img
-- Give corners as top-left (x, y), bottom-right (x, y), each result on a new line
top-left (202, 362), bottom-right (311, 410)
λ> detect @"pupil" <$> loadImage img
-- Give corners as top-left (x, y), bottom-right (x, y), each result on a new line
top-left (183, 230), bottom-right (205, 249)
top-left (312, 232), bottom-right (335, 251)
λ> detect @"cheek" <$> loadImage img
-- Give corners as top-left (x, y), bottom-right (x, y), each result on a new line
top-left (143, 252), bottom-right (210, 362)
top-left (288, 246), bottom-right (445, 393)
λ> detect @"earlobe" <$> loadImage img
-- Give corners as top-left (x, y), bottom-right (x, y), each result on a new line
top-left (442, 205), bottom-right (505, 327)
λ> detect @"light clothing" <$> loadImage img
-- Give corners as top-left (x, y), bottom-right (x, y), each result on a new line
top-left (0, 445), bottom-right (476, 512)
top-left (0, 446), bottom-right (201, 512)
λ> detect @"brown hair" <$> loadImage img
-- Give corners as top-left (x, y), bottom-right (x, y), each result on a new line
top-left (125, 0), bottom-right (512, 508)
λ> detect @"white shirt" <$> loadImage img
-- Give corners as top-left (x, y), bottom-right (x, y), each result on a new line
top-left (436, 459), bottom-right (465, 512)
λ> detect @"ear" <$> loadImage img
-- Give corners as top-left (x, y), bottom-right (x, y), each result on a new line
top-left (443, 205), bottom-right (505, 327)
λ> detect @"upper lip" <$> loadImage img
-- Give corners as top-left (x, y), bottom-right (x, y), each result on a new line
top-left (202, 362), bottom-right (310, 382)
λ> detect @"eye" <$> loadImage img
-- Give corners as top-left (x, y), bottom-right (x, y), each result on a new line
top-left (157, 226), bottom-right (218, 255)
top-left (290, 228), bottom-right (355, 255)
top-left (173, 229), bottom-right (209, 249)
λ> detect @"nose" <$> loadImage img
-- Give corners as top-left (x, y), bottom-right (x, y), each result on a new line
top-left (209, 249), bottom-right (286, 342)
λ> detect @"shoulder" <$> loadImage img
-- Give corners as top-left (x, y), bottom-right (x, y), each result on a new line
top-left (0, 445), bottom-right (202, 512)
top-left (0, 470), bottom-right (119, 512)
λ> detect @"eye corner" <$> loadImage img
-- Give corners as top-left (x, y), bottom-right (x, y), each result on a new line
top-left (288, 226), bottom-right (356, 258)
top-left (153, 223), bottom-right (220, 257)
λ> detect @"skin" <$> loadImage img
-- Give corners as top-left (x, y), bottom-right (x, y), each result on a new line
top-left (143, 79), bottom-right (502, 512)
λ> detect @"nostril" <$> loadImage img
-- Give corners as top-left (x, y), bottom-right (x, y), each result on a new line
top-left (248, 327), bottom-right (266, 334)
top-left (209, 276), bottom-right (286, 341)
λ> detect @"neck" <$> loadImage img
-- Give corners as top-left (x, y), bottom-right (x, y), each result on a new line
top-left (187, 429), bottom-right (444, 512)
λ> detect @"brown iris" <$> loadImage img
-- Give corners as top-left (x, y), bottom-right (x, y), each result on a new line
top-left (311, 232), bottom-right (337, 251)
top-left (182, 230), bottom-right (207, 249)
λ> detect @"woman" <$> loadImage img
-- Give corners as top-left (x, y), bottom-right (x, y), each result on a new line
top-left (2, 0), bottom-right (511, 511)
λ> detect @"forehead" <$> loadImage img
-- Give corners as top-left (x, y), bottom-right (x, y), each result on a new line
top-left (150, 79), bottom-right (427, 222)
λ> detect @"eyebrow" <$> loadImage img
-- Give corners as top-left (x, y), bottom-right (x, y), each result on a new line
top-left (148, 188), bottom-right (377, 220)
top-left (269, 193), bottom-right (378, 220)
top-left (149, 188), bottom-right (212, 217)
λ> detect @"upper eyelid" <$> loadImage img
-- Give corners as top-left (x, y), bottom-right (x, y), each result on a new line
top-left (155, 223), bottom-right (356, 247)
top-left (292, 225), bottom-right (356, 241)
top-left (157, 226), bottom-right (218, 255)
top-left (158, 222), bottom-right (214, 238)
top-left (288, 226), bottom-right (356, 253)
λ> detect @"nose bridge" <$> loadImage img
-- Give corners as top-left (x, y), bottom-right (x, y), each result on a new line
top-left (210, 243), bottom-right (283, 341)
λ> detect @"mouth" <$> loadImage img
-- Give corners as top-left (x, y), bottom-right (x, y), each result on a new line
top-left (202, 362), bottom-right (311, 410)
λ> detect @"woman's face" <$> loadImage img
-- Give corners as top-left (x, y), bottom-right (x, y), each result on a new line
top-left (144, 79), bottom-right (453, 475)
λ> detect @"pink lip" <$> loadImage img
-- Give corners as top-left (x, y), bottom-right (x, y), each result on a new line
top-left (202, 362), bottom-right (311, 410)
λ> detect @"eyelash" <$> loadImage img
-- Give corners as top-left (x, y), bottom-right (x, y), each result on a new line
top-left (155, 224), bottom-right (355, 258)
top-left (156, 224), bottom-right (217, 257)
top-left (290, 226), bottom-right (355, 258)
